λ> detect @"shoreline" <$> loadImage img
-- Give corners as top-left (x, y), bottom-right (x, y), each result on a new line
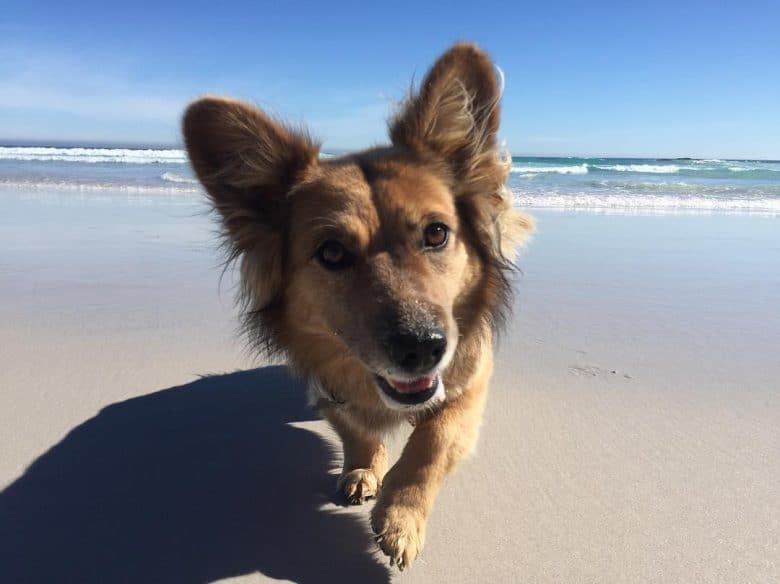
top-left (3, 184), bottom-right (780, 217)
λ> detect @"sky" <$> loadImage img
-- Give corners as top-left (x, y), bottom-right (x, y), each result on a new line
top-left (1, 0), bottom-right (779, 158)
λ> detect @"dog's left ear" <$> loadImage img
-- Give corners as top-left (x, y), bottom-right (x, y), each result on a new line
top-left (390, 43), bottom-right (534, 258)
top-left (390, 42), bottom-right (502, 177)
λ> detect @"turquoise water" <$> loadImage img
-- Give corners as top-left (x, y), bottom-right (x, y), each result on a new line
top-left (508, 156), bottom-right (780, 213)
top-left (2, 146), bottom-right (779, 214)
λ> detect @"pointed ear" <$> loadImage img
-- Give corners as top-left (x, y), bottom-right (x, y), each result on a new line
top-left (390, 42), bottom-right (502, 183)
top-left (182, 97), bottom-right (319, 306)
top-left (183, 96), bottom-right (319, 246)
top-left (391, 44), bottom-right (533, 259)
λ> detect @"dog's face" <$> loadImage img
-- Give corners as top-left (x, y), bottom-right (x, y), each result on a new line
top-left (284, 156), bottom-right (468, 408)
top-left (183, 44), bottom-right (533, 410)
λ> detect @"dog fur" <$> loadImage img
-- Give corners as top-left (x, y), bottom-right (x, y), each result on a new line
top-left (183, 42), bottom-right (534, 570)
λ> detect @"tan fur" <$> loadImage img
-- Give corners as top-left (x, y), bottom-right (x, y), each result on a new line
top-left (183, 42), bottom-right (534, 570)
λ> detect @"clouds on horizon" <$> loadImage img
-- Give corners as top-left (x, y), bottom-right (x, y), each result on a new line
top-left (0, 42), bottom-right (187, 143)
top-left (0, 41), bottom-right (396, 148)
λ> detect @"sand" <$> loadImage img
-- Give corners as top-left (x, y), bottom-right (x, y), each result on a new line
top-left (1, 189), bottom-right (778, 583)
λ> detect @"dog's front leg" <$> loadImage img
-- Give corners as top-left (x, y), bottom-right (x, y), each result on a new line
top-left (371, 362), bottom-right (491, 570)
top-left (324, 409), bottom-right (389, 505)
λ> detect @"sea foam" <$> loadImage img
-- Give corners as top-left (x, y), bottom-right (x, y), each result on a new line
top-left (593, 164), bottom-right (684, 174)
top-left (0, 146), bottom-right (188, 164)
top-left (0, 177), bottom-right (200, 194)
top-left (511, 163), bottom-right (588, 175)
top-left (161, 172), bottom-right (199, 184)
top-left (511, 191), bottom-right (780, 214)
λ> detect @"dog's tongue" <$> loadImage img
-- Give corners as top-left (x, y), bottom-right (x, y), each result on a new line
top-left (388, 375), bottom-right (435, 394)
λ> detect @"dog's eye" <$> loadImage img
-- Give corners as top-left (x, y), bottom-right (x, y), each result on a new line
top-left (316, 240), bottom-right (352, 270)
top-left (423, 223), bottom-right (449, 249)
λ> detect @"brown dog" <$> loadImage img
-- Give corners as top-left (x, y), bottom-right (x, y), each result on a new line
top-left (183, 42), bottom-right (534, 570)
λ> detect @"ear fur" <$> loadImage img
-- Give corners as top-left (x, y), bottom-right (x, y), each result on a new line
top-left (390, 43), bottom-right (534, 260)
top-left (390, 42), bottom-right (501, 178)
top-left (182, 97), bottom-right (319, 307)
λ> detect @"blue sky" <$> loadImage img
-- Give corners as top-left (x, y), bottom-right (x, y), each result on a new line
top-left (1, 0), bottom-right (778, 158)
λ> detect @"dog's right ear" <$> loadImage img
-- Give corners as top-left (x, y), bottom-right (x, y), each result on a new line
top-left (183, 97), bottom-right (319, 249)
top-left (183, 97), bottom-right (319, 305)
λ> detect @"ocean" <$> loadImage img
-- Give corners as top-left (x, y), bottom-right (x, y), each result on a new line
top-left (1, 146), bottom-right (779, 214)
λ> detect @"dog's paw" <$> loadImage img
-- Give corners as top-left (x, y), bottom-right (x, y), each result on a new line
top-left (371, 500), bottom-right (426, 570)
top-left (337, 468), bottom-right (380, 505)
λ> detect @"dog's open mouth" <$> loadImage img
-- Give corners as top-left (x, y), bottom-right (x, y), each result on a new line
top-left (375, 374), bottom-right (440, 405)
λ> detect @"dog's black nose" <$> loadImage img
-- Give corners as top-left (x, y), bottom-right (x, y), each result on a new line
top-left (385, 329), bottom-right (447, 373)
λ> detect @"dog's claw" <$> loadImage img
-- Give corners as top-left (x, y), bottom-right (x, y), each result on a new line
top-left (338, 468), bottom-right (380, 505)
top-left (372, 501), bottom-right (426, 571)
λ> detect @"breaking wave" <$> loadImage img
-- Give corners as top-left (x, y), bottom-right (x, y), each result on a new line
top-left (0, 177), bottom-right (200, 194)
top-left (511, 163), bottom-right (588, 175)
top-left (0, 146), bottom-right (188, 164)
top-left (511, 191), bottom-right (780, 214)
top-left (593, 164), bottom-right (685, 174)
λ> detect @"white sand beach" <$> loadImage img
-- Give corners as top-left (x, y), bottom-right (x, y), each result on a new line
top-left (1, 189), bottom-right (778, 583)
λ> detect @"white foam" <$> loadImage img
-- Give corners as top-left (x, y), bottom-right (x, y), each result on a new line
top-left (726, 165), bottom-right (780, 172)
top-left (0, 178), bottom-right (200, 194)
top-left (161, 172), bottom-right (199, 184)
top-left (511, 163), bottom-right (588, 175)
top-left (594, 164), bottom-right (682, 174)
top-left (512, 191), bottom-right (780, 215)
top-left (0, 146), bottom-right (188, 164)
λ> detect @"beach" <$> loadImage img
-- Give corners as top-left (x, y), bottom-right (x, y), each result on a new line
top-left (1, 180), bottom-right (779, 582)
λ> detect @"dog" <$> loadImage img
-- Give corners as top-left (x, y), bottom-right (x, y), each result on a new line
top-left (183, 42), bottom-right (534, 570)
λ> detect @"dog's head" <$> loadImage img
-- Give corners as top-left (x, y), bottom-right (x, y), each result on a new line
top-left (183, 43), bottom-right (534, 410)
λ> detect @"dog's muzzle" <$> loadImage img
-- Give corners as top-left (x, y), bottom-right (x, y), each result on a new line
top-left (372, 322), bottom-right (450, 408)
top-left (383, 328), bottom-right (447, 374)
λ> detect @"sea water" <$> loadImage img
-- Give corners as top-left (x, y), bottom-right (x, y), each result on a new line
top-left (1, 146), bottom-right (779, 214)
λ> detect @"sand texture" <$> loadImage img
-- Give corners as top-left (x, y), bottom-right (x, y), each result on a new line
top-left (1, 190), bottom-right (778, 583)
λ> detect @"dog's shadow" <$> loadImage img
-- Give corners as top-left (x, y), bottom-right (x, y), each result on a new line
top-left (0, 366), bottom-right (390, 583)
